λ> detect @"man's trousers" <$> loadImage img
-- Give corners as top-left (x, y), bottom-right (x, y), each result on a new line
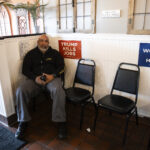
top-left (16, 78), bottom-right (66, 122)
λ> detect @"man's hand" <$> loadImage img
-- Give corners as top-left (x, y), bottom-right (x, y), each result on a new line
top-left (43, 73), bottom-right (54, 84)
top-left (35, 76), bottom-right (46, 85)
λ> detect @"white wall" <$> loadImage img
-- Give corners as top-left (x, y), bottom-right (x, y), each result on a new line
top-left (5, 36), bottom-right (39, 92)
top-left (0, 36), bottom-right (39, 117)
top-left (0, 40), bottom-right (14, 117)
top-left (97, 0), bottom-right (129, 33)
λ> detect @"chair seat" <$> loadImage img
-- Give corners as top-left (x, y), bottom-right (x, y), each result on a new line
top-left (98, 94), bottom-right (135, 114)
top-left (65, 87), bottom-right (91, 103)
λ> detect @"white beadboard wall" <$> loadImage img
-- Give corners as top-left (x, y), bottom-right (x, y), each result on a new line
top-left (0, 40), bottom-right (14, 117)
top-left (0, 34), bottom-right (150, 118)
top-left (0, 36), bottom-right (39, 117)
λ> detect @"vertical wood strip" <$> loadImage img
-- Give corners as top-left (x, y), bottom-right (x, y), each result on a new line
top-left (127, 0), bottom-right (135, 34)
top-left (143, 0), bottom-right (148, 30)
top-left (73, 0), bottom-right (77, 32)
top-left (42, 0), bottom-right (45, 33)
top-left (83, 0), bottom-right (85, 30)
top-left (28, 11), bottom-right (32, 34)
top-left (56, 0), bottom-right (60, 30)
top-left (66, 0), bottom-right (68, 29)
top-left (27, 2), bottom-right (32, 34)
top-left (91, 0), bottom-right (96, 33)
top-left (4, 5), bottom-right (13, 36)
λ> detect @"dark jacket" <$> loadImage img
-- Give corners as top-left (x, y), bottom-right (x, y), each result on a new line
top-left (22, 46), bottom-right (64, 81)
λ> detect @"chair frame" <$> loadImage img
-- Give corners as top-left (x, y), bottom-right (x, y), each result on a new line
top-left (93, 62), bottom-right (140, 145)
top-left (66, 58), bottom-right (96, 129)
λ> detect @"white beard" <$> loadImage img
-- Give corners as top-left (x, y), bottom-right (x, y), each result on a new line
top-left (38, 46), bottom-right (49, 53)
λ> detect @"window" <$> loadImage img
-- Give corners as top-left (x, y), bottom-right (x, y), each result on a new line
top-left (0, 0), bottom-right (44, 37)
top-left (128, 0), bottom-right (150, 34)
top-left (57, 0), bottom-right (96, 33)
top-left (16, 9), bottom-right (28, 35)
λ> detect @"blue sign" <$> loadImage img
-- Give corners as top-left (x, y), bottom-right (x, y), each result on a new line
top-left (138, 43), bottom-right (150, 67)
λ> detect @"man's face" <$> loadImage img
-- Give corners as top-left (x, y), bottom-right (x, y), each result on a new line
top-left (38, 35), bottom-right (49, 53)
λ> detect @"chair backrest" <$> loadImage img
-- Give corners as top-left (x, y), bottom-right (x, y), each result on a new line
top-left (73, 58), bottom-right (96, 95)
top-left (111, 62), bottom-right (140, 104)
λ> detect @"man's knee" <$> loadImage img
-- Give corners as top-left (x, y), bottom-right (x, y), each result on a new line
top-left (16, 84), bottom-right (27, 96)
top-left (47, 78), bottom-right (63, 93)
top-left (16, 79), bottom-right (40, 97)
top-left (16, 80), bottom-right (33, 97)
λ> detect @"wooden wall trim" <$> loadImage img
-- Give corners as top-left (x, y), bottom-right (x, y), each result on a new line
top-left (127, 0), bottom-right (150, 35)
top-left (3, 5), bottom-right (13, 36)
top-left (0, 33), bottom-right (45, 40)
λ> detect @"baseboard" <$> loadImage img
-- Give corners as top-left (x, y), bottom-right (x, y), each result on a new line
top-left (0, 113), bottom-right (17, 126)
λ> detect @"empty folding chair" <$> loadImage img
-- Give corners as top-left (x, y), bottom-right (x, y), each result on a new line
top-left (65, 58), bottom-right (96, 129)
top-left (93, 62), bottom-right (140, 144)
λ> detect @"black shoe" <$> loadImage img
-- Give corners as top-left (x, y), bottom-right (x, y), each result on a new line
top-left (15, 122), bottom-right (28, 140)
top-left (58, 122), bottom-right (67, 139)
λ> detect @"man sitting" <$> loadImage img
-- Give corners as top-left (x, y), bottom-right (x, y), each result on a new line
top-left (15, 34), bottom-right (67, 139)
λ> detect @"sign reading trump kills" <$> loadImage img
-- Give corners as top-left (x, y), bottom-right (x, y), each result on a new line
top-left (138, 43), bottom-right (150, 67)
top-left (59, 40), bottom-right (82, 59)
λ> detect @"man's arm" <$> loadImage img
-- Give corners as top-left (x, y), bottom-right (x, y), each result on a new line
top-left (22, 52), bottom-right (37, 81)
top-left (53, 51), bottom-right (65, 77)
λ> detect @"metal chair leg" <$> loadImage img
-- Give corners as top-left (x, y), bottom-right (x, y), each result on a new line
top-left (135, 107), bottom-right (139, 126)
top-left (92, 97), bottom-right (97, 113)
top-left (147, 136), bottom-right (150, 150)
top-left (66, 101), bottom-right (69, 122)
top-left (123, 115), bottom-right (130, 145)
top-left (93, 105), bottom-right (98, 131)
top-left (91, 97), bottom-right (96, 104)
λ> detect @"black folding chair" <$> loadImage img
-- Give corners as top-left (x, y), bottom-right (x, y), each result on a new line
top-left (93, 62), bottom-right (140, 144)
top-left (65, 58), bottom-right (96, 130)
